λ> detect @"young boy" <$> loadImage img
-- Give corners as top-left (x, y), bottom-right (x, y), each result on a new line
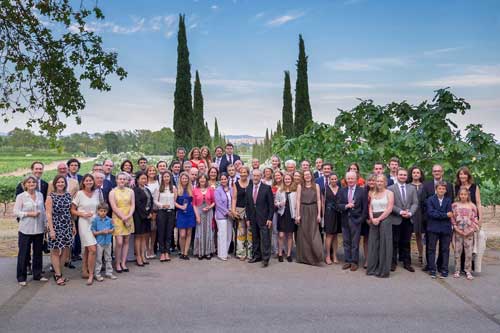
top-left (91, 203), bottom-right (116, 281)
top-left (425, 181), bottom-right (453, 279)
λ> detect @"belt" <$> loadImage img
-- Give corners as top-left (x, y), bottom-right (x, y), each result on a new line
top-left (301, 202), bottom-right (317, 206)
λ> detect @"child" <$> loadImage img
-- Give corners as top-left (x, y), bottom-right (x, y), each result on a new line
top-left (425, 181), bottom-right (453, 279)
top-left (91, 203), bottom-right (117, 281)
top-left (451, 187), bottom-right (479, 280)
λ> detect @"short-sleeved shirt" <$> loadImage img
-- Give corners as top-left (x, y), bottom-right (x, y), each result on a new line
top-left (91, 216), bottom-right (114, 245)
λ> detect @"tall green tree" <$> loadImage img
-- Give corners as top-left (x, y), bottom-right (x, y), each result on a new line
top-left (192, 70), bottom-right (206, 147)
top-left (282, 71), bottom-right (294, 137)
top-left (0, 0), bottom-right (127, 141)
top-left (173, 14), bottom-right (193, 150)
top-left (294, 34), bottom-right (312, 136)
top-left (276, 120), bottom-right (283, 137)
top-left (213, 117), bottom-right (220, 147)
top-left (203, 121), bottom-right (212, 148)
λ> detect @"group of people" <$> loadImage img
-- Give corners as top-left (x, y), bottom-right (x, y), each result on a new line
top-left (14, 144), bottom-right (483, 286)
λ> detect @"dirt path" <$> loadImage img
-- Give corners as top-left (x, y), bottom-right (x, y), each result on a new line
top-left (0, 157), bottom-right (97, 177)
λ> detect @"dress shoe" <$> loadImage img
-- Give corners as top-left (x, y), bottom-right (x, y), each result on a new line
top-left (248, 258), bottom-right (262, 263)
top-left (350, 264), bottom-right (358, 271)
top-left (64, 262), bottom-right (76, 269)
top-left (262, 260), bottom-right (269, 268)
top-left (391, 264), bottom-right (396, 272)
top-left (342, 263), bottom-right (351, 270)
top-left (404, 265), bottom-right (415, 272)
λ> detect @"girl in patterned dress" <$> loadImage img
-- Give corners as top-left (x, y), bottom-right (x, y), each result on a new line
top-left (451, 187), bottom-right (479, 280)
top-left (46, 175), bottom-right (75, 285)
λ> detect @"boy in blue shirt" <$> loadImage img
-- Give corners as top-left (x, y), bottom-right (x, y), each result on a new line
top-left (91, 203), bottom-right (116, 281)
top-left (425, 181), bottom-right (453, 279)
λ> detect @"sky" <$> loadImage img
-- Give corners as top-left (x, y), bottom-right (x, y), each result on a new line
top-left (2, 0), bottom-right (500, 138)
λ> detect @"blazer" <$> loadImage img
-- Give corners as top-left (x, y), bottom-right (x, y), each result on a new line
top-left (218, 154), bottom-right (241, 174)
top-left (388, 183), bottom-right (419, 225)
top-left (425, 195), bottom-right (453, 234)
top-left (385, 174), bottom-right (395, 187)
top-left (313, 170), bottom-right (322, 179)
top-left (15, 179), bottom-right (48, 203)
top-left (47, 178), bottom-right (79, 198)
top-left (105, 173), bottom-right (116, 188)
top-left (215, 186), bottom-right (233, 220)
top-left (245, 182), bottom-right (274, 226)
top-left (275, 190), bottom-right (297, 219)
top-left (315, 177), bottom-right (341, 196)
top-left (337, 185), bottom-right (368, 225)
top-left (423, 180), bottom-right (454, 200)
top-left (133, 186), bottom-right (153, 221)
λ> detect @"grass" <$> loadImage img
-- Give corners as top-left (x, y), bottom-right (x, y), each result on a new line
top-left (0, 153), bottom-right (74, 174)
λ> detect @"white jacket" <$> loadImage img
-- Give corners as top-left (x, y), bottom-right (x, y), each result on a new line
top-left (275, 190), bottom-right (296, 219)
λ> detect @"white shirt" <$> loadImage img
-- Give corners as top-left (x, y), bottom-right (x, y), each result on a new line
top-left (14, 191), bottom-right (46, 235)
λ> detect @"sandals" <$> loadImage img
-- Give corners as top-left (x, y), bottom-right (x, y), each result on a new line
top-left (453, 271), bottom-right (460, 278)
top-left (466, 272), bottom-right (474, 280)
top-left (54, 274), bottom-right (66, 286)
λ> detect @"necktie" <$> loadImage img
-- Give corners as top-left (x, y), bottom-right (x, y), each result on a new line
top-left (98, 188), bottom-right (104, 203)
top-left (348, 187), bottom-right (354, 203)
top-left (253, 185), bottom-right (258, 204)
top-left (229, 155), bottom-right (233, 164)
top-left (400, 185), bottom-right (406, 203)
top-left (36, 179), bottom-right (41, 192)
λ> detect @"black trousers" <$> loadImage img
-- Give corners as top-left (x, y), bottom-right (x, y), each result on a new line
top-left (393, 218), bottom-right (412, 266)
top-left (427, 231), bottom-right (451, 274)
top-left (157, 209), bottom-right (175, 254)
top-left (17, 232), bottom-right (44, 282)
top-left (251, 221), bottom-right (271, 261)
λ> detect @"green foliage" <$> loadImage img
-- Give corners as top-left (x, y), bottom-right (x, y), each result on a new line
top-left (0, 0), bottom-right (127, 141)
top-left (294, 35), bottom-right (312, 136)
top-left (0, 153), bottom-right (74, 174)
top-left (282, 71), bottom-right (294, 137)
top-left (173, 14), bottom-right (193, 150)
top-left (192, 70), bottom-right (209, 147)
top-left (0, 177), bottom-right (19, 214)
top-left (274, 89), bottom-right (500, 205)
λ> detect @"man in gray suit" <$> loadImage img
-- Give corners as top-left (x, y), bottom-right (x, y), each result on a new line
top-left (389, 168), bottom-right (418, 272)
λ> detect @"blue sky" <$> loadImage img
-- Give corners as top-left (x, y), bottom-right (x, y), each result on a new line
top-left (3, 0), bottom-right (500, 138)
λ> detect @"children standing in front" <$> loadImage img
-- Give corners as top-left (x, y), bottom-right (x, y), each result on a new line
top-left (91, 203), bottom-right (117, 282)
top-left (425, 182), bottom-right (453, 279)
top-left (451, 187), bottom-right (479, 280)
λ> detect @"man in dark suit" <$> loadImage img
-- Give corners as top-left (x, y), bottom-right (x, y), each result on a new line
top-left (338, 171), bottom-right (368, 271)
top-left (315, 163), bottom-right (333, 196)
top-left (15, 161), bottom-right (48, 202)
top-left (67, 158), bottom-right (83, 183)
top-left (373, 162), bottom-right (394, 187)
top-left (103, 159), bottom-right (116, 188)
top-left (246, 169), bottom-right (274, 267)
top-left (212, 146), bottom-right (224, 169)
top-left (388, 168), bottom-right (419, 272)
top-left (422, 164), bottom-right (454, 272)
top-left (218, 143), bottom-right (240, 175)
top-left (313, 158), bottom-right (323, 179)
top-left (170, 147), bottom-right (187, 170)
top-left (387, 157), bottom-right (400, 185)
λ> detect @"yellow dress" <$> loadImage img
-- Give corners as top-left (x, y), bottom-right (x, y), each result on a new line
top-left (112, 187), bottom-right (134, 236)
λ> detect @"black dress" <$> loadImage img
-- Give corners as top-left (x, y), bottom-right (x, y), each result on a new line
top-left (133, 186), bottom-right (153, 235)
top-left (324, 186), bottom-right (342, 235)
top-left (278, 192), bottom-right (296, 233)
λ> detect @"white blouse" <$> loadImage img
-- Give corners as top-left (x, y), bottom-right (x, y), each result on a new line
top-left (154, 188), bottom-right (175, 209)
top-left (14, 191), bottom-right (46, 235)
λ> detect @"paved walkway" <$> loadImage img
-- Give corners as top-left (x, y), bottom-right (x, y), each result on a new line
top-left (0, 250), bottom-right (499, 333)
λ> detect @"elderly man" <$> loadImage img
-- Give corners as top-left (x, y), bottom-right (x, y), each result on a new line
top-left (338, 171), bottom-right (368, 271)
top-left (183, 161), bottom-right (192, 173)
top-left (300, 160), bottom-right (311, 173)
top-left (102, 159), bottom-right (116, 187)
top-left (48, 163), bottom-right (79, 197)
top-left (285, 160), bottom-right (296, 173)
top-left (190, 167), bottom-right (199, 188)
top-left (246, 169), bottom-right (274, 267)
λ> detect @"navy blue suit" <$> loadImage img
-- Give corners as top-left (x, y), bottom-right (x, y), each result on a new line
top-left (425, 195), bottom-right (452, 275)
top-left (218, 154), bottom-right (240, 175)
top-left (338, 186), bottom-right (368, 264)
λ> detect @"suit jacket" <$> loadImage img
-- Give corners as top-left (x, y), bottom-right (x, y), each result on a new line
top-left (105, 174), bottom-right (116, 188)
top-left (245, 182), bottom-right (274, 226)
top-left (133, 186), bottom-right (153, 221)
top-left (388, 183), bottom-right (418, 225)
top-left (313, 170), bottom-right (322, 179)
top-left (218, 154), bottom-right (241, 174)
top-left (425, 195), bottom-right (452, 234)
top-left (338, 185), bottom-right (368, 225)
top-left (385, 174), bottom-right (395, 187)
top-left (68, 174), bottom-right (83, 184)
top-left (15, 179), bottom-right (48, 203)
top-left (423, 180), bottom-right (454, 200)
top-left (48, 178), bottom-right (79, 198)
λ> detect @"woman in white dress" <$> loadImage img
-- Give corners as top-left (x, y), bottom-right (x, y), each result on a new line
top-left (71, 174), bottom-right (99, 285)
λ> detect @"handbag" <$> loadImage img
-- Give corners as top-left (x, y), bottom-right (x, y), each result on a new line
top-left (42, 233), bottom-right (50, 254)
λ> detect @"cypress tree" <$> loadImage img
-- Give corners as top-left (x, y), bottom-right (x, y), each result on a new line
top-left (282, 70), bottom-right (294, 137)
top-left (192, 70), bottom-right (205, 147)
top-left (203, 121), bottom-right (211, 148)
top-left (294, 34), bottom-right (312, 136)
top-left (276, 120), bottom-right (283, 137)
top-left (173, 14), bottom-right (193, 150)
top-left (213, 117), bottom-right (220, 147)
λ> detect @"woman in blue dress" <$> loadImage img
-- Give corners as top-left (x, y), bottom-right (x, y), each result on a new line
top-left (175, 172), bottom-right (197, 260)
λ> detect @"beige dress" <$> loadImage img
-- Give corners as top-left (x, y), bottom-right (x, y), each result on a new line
top-left (296, 186), bottom-right (324, 265)
top-left (72, 191), bottom-right (98, 247)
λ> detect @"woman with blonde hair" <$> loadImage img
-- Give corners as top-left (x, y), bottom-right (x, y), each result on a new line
top-left (145, 165), bottom-right (159, 259)
top-left (200, 146), bottom-right (212, 168)
top-left (276, 173), bottom-right (297, 262)
top-left (366, 174), bottom-right (395, 278)
top-left (175, 172), bottom-right (197, 259)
